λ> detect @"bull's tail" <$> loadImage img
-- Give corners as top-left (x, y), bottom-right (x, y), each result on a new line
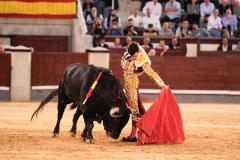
top-left (31, 89), bottom-right (58, 121)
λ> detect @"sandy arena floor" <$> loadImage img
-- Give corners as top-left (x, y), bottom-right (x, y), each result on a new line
top-left (0, 102), bottom-right (239, 160)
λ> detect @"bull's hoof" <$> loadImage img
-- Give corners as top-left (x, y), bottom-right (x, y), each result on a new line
top-left (85, 139), bottom-right (94, 144)
top-left (52, 133), bottom-right (59, 138)
top-left (70, 132), bottom-right (76, 137)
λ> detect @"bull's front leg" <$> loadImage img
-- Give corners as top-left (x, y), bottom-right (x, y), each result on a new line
top-left (82, 116), bottom-right (94, 144)
top-left (70, 107), bottom-right (82, 137)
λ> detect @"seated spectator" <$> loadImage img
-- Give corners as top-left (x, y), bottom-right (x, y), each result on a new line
top-left (187, 0), bottom-right (200, 25)
top-left (222, 9), bottom-right (238, 36)
top-left (161, 0), bottom-right (182, 30)
top-left (234, 0), bottom-right (240, 22)
top-left (123, 19), bottom-right (139, 36)
top-left (148, 49), bottom-right (157, 57)
top-left (200, 0), bottom-right (215, 28)
top-left (143, 24), bottom-right (158, 37)
top-left (103, 0), bottom-right (119, 18)
top-left (104, 9), bottom-right (121, 30)
top-left (233, 1), bottom-right (240, 37)
top-left (207, 9), bottom-right (222, 37)
top-left (122, 36), bottom-right (133, 48)
top-left (142, 8), bottom-right (161, 31)
top-left (218, 0), bottom-right (233, 16)
top-left (156, 40), bottom-right (169, 56)
top-left (234, 41), bottom-right (240, 51)
top-left (128, 9), bottom-right (143, 28)
top-left (141, 36), bottom-right (153, 49)
top-left (142, 0), bottom-right (162, 19)
top-left (93, 37), bottom-right (109, 48)
top-left (191, 22), bottom-right (210, 37)
top-left (217, 37), bottom-right (232, 52)
top-left (86, 7), bottom-right (104, 33)
top-left (158, 22), bottom-right (174, 37)
top-left (82, 0), bottom-right (95, 18)
top-left (90, 17), bottom-right (105, 36)
top-left (168, 37), bottom-right (181, 49)
top-left (106, 19), bottom-right (122, 35)
top-left (175, 19), bottom-right (192, 38)
top-left (110, 38), bottom-right (123, 48)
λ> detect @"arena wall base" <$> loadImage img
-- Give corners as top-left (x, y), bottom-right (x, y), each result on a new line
top-left (10, 52), bottom-right (31, 101)
top-left (87, 47), bottom-right (109, 68)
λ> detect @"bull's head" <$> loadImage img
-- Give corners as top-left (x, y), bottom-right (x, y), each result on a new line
top-left (102, 88), bottom-right (131, 139)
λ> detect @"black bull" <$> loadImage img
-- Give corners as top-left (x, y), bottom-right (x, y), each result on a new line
top-left (31, 64), bottom-right (130, 143)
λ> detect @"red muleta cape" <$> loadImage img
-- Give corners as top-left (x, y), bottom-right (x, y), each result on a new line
top-left (137, 86), bottom-right (185, 145)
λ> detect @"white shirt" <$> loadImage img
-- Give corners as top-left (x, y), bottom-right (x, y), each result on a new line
top-left (128, 15), bottom-right (143, 28)
top-left (207, 15), bottom-right (222, 30)
top-left (222, 46), bottom-right (228, 52)
top-left (142, 1), bottom-right (162, 19)
top-left (142, 15), bottom-right (161, 31)
top-left (200, 2), bottom-right (215, 17)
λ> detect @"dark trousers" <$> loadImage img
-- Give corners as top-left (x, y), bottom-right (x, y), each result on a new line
top-left (161, 16), bottom-right (181, 30)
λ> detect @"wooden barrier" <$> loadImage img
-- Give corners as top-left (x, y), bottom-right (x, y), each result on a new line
top-left (0, 54), bottom-right (11, 86)
top-left (109, 48), bottom-right (185, 56)
top-left (109, 54), bottom-right (240, 90)
top-left (31, 53), bottom-right (88, 85)
top-left (11, 36), bottom-right (68, 52)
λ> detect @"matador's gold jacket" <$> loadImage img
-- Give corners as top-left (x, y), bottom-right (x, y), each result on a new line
top-left (121, 46), bottom-right (165, 113)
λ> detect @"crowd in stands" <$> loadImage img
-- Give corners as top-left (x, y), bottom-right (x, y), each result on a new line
top-left (82, 0), bottom-right (240, 39)
top-left (81, 0), bottom-right (240, 55)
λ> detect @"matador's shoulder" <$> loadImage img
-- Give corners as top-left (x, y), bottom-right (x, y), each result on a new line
top-left (135, 47), bottom-right (151, 68)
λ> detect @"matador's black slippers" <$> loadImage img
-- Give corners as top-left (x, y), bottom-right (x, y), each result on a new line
top-left (121, 137), bottom-right (137, 142)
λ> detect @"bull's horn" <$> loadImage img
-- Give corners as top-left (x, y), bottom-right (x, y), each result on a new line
top-left (110, 107), bottom-right (122, 118)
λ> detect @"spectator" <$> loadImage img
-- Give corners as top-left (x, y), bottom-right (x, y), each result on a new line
top-left (122, 36), bottom-right (133, 48)
top-left (191, 22), bottom-right (210, 37)
top-left (103, 0), bottom-right (119, 18)
top-left (175, 19), bottom-right (192, 38)
top-left (234, 41), bottom-right (240, 51)
top-left (142, 8), bottom-right (161, 31)
top-left (123, 19), bottom-right (139, 36)
top-left (207, 9), bottom-right (222, 37)
top-left (94, 37), bottom-right (109, 48)
top-left (148, 49), bottom-right (157, 56)
top-left (142, 0), bottom-right (162, 19)
top-left (187, 0), bottom-right (200, 25)
top-left (234, 0), bottom-right (240, 21)
top-left (106, 19), bottom-right (122, 35)
top-left (82, 0), bottom-right (95, 18)
top-left (86, 7), bottom-right (104, 32)
top-left (233, 0), bottom-right (240, 37)
top-left (218, 0), bottom-right (233, 16)
top-left (143, 24), bottom-right (158, 37)
top-left (104, 9), bottom-right (121, 29)
top-left (90, 17), bottom-right (105, 36)
top-left (156, 40), bottom-right (169, 56)
top-left (110, 38), bottom-right (123, 48)
top-left (168, 37), bottom-right (181, 49)
top-left (217, 37), bottom-right (232, 51)
top-left (200, 0), bottom-right (215, 17)
top-left (141, 36), bottom-right (153, 49)
top-left (222, 9), bottom-right (238, 36)
top-left (128, 9), bottom-right (143, 28)
top-left (161, 0), bottom-right (182, 30)
top-left (158, 22), bottom-right (174, 37)
top-left (200, 0), bottom-right (215, 28)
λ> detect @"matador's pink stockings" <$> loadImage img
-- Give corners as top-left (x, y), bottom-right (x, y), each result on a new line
top-left (127, 92), bottom-right (146, 138)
